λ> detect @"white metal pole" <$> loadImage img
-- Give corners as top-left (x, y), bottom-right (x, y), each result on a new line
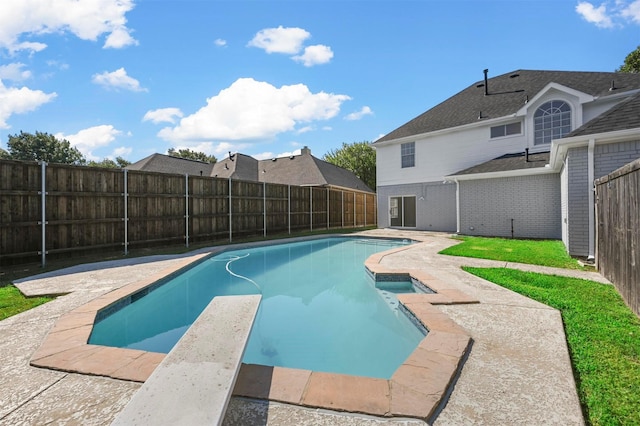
top-left (185, 174), bottom-right (189, 248)
top-left (326, 188), bottom-right (329, 230)
top-left (288, 185), bottom-right (291, 235)
top-left (310, 187), bottom-right (313, 231)
top-left (341, 191), bottom-right (344, 228)
top-left (353, 192), bottom-right (356, 227)
top-left (123, 169), bottom-right (128, 255)
top-left (228, 178), bottom-right (232, 242)
top-left (40, 161), bottom-right (47, 267)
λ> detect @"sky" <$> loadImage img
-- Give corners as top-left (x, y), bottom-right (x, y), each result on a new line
top-left (0, 0), bottom-right (639, 164)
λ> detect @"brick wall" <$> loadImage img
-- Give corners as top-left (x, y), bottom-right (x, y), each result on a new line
top-left (459, 173), bottom-right (561, 239)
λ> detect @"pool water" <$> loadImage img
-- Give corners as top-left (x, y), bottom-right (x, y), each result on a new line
top-left (89, 237), bottom-right (426, 379)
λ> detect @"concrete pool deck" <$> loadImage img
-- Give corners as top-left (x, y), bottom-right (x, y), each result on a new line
top-left (1, 230), bottom-right (597, 425)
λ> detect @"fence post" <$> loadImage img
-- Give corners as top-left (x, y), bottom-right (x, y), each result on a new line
top-left (39, 161), bottom-right (47, 267)
top-left (263, 182), bottom-right (267, 237)
top-left (310, 187), bottom-right (313, 231)
top-left (326, 188), bottom-right (329, 229)
top-left (288, 185), bottom-right (291, 235)
top-left (123, 169), bottom-right (128, 255)
top-left (353, 192), bottom-right (356, 227)
top-left (341, 191), bottom-right (344, 228)
top-left (364, 193), bottom-right (367, 226)
top-left (228, 178), bottom-right (232, 242)
top-left (185, 174), bottom-right (189, 248)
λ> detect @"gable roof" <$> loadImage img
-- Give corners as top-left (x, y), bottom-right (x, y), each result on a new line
top-left (565, 91), bottom-right (640, 137)
top-left (212, 153), bottom-right (258, 181)
top-left (127, 153), bottom-right (215, 176)
top-left (449, 151), bottom-right (550, 177)
top-left (375, 70), bottom-right (640, 144)
top-left (256, 154), bottom-right (373, 192)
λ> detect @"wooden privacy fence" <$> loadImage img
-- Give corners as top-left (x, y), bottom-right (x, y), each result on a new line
top-left (595, 158), bottom-right (640, 318)
top-left (0, 160), bottom-right (377, 267)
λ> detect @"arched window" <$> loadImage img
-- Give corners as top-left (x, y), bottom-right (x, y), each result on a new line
top-left (534, 100), bottom-right (571, 145)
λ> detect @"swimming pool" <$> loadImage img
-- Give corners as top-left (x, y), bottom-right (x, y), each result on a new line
top-left (89, 237), bottom-right (427, 379)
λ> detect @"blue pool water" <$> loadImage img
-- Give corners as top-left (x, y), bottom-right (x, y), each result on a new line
top-left (89, 237), bottom-right (426, 379)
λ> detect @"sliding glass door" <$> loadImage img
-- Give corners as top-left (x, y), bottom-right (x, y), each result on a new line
top-left (389, 196), bottom-right (416, 228)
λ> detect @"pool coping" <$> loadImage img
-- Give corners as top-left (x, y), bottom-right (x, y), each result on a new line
top-left (29, 238), bottom-right (478, 422)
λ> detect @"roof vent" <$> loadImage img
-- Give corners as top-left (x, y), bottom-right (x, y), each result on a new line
top-left (289, 155), bottom-right (294, 159)
top-left (271, 158), bottom-right (277, 161)
top-left (509, 73), bottom-right (520, 78)
top-left (609, 80), bottom-right (616, 91)
top-left (478, 110), bottom-right (484, 120)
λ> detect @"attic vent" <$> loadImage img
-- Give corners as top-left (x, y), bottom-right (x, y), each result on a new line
top-left (509, 73), bottom-right (520, 78)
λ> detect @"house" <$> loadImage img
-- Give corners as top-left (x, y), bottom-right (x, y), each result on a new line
top-left (374, 69), bottom-right (640, 258)
top-left (127, 146), bottom-right (374, 194)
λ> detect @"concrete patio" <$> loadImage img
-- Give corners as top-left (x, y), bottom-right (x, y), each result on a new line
top-left (1, 230), bottom-right (602, 425)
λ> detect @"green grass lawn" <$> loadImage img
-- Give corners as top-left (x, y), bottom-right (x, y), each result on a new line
top-left (464, 267), bottom-right (640, 426)
top-left (440, 236), bottom-right (583, 269)
top-left (0, 285), bottom-right (53, 321)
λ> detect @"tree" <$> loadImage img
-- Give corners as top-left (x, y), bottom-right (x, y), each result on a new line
top-left (0, 147), bottom-right (10, 159)
top-left (323, 141), bottom-right (376, 190)
top-left (5, 131), bottom-right (86, 165)
top-left (167, 147), bottom-right (217, 163)
top-left (618, 45), bottom-right (640, 73)
top-left (88, 156), bottom-right (132, 168)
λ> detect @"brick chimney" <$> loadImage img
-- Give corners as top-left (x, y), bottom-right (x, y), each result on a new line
top-left (301, 146), bottom-right (311, 156)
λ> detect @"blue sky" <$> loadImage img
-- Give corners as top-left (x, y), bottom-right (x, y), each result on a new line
top-left (0, 0), bottom-right (639, 163)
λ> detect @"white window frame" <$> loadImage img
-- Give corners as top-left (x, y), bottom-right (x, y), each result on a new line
top-left (401, 142), bottom-right (415, 168)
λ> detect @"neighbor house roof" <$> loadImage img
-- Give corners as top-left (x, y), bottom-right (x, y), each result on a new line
top-left (212, 153), bottom-right (258, 181)
top-left (565, 91), bottom-right (640, 138)
top-left (127, 153), bottom-right (215, 176)
top-left (126, 148), bottom-right (373, 193)
top-left (257, 152), bottom-right (373, 192)
top-left (449, 151), bottom-right (550, 176)
top-left (375, 70), bottom-right (640, 144)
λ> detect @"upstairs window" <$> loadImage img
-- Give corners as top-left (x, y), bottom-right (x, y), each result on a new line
top-left (401, 142), bottom-right (415, 168)
top-left (491, 122), bottom-right (521, 138)
top-left (534, 100), bottom-right (571, 145)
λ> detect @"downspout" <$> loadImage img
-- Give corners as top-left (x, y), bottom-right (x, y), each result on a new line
top-left (587, 139), bottom-right (595, 261)
top-left (454, 178), bottom-right (460, 234)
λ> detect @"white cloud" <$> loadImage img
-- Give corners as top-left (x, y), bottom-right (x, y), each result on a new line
top-left (214, 38), bottom-right (227, 47)
top-left (576, 2), bottom-right (614, 27)
top-left (293, 44), bottom-right (334, 67)
top-left (0, 63), bottom-right (32, 82)
top-left (112, 146), bottom-right (132, 157)
top-left (296, 126), bottom-right (314, 134)
top-left (248, 26), bottom-right (310, 54)
top-left (576, 1), bottom-right (640, 27)
top-left (104, 26), bottom-right (138, 49)
top-left (0, 0), bottom-right (137, 53)
top-left (158, 78), bottom-right (350, 143)
top-left (621, 0), bottom-right (640, 23)
top-left (345, 106), bottom-right (373, 121)
top-left (143, 107), bottom-right (184, 124)
top-left (92, 68), bottom-right (147, 92)
top-left (55, 124), bottom-right (121, 161)
top-left (0, 80), bottom-right (56, 129)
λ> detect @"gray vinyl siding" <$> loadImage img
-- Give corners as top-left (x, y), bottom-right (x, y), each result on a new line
top-left (566, 147), bottom-right (589, 256)
top-left (565, 140), bottom-right (640, 257)
top-left (459, 174), bottom-right (561, 239)
top-left (594, 141), bottom-right (640, 179)
top-left (376, 182), bottom-right (456, 231)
